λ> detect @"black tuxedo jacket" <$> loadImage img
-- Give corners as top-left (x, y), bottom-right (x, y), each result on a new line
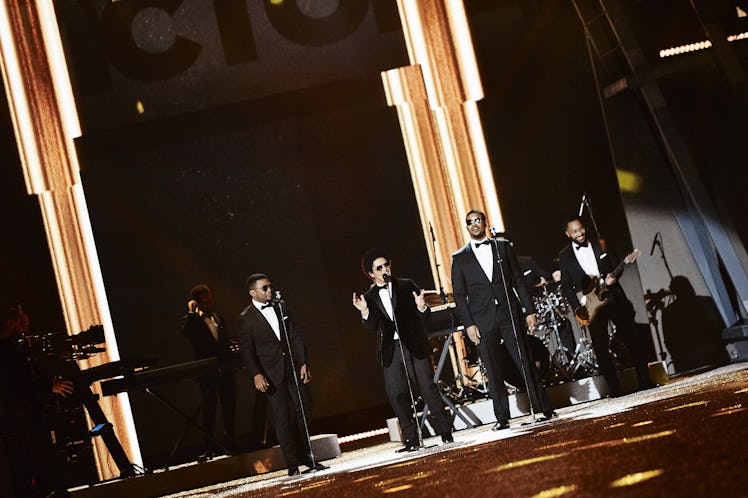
top-left (181, 312), bottom-right (233, 361)
top-left (558, 240), bottom-right (626, 310)
top-left (362, 277), bottom-right (431, 367)
top-left (451, 239), bottom-right (535, 334)
top-left (236, 301), bottom-right (306, 386)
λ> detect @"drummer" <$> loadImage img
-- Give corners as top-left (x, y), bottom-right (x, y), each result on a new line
top-left (517, 255), bottom-right (577, 359)
top-left (517, 255), bottom-right (554, 294)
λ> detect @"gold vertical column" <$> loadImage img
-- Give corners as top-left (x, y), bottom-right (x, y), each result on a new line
top-left (0, 0), bottom-right (141, 478)
top-left (383, 0), bottom-right (503, 291)
top-left (382, 65), bottom-right (461, 291)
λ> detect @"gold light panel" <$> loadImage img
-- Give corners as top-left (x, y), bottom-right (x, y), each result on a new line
top-left (384, 0), bottom-right (504, 291)
top-left (0, 0), bottom-right (141, 478)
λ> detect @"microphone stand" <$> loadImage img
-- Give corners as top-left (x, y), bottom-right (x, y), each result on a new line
top-left (492, 239), bottom-right (541, 424)
top-left (429, 221), bottom-right (448, 305)
top-left (580, 192), bottom-right (602, 241)
top-left (654, 234), bottom-right (673, 281)
top-left (273, 294), bottom-right (319, 472)
top-left (384, 275), bottom-right (425, 450)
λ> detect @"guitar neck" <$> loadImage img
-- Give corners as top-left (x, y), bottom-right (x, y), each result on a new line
top-left (608, 249), bottom-right (640, 278)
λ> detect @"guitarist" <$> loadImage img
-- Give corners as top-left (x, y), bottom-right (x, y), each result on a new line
top-left (558, 217), bottom-right (654, 396)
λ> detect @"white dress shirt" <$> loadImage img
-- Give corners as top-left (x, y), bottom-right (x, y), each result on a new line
top-left (203, 314), bottom-right (220, 341)
top-left (378, 282), bottom-right (399, 340)
top-left (473, 239), bottom-right (494, 282)
top-left (573, 243), bottom-right (600, 277)
top-left (253, 299), bottom-right (281, 340)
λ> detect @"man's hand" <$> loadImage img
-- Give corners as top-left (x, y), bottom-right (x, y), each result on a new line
top-left (525, 313), bottom-right (538, 331)
top-left (187, 299), bottom-right (199, 313)
top-left (413, 290), bottom-right (427, 312)
top-left (605, 273), bottom-right (617, 286)
top-left (466, 325), bottom-right (481, 345)
top-left (300, 364), bottom-right (311, 384)
top-left (254, 373), bottom-right (269, 392)
top-left (52, 379), bottom-right (74, 397)
top-left (352, 293), bottom-right (368, 314)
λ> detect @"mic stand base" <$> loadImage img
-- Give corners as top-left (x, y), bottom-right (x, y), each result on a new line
top-left (520, 416), bottom-right (554, 426)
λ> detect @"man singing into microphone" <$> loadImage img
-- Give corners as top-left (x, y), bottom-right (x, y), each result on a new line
top-left (451, 210), bottom-right (556, 430)
top-left (237, 274), bottom-right (327, 476)
top-left (352, 249), bottom-right (453, 452)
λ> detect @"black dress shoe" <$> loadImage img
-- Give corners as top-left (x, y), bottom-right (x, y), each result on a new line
top-left (542, 410), bottom-right (558, 420)
top-left (302, 459), bottom-right (329, 471)
top-left (441, 433), bottom-right (454, 444)
top-left (288, 466), bottom-right (301, 476)
top-left (396, 441), bottom-right (418, 453)
top-left (491, 421), bottom-right (510, 431)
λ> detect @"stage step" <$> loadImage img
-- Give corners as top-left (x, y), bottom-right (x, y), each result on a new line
top-left (388, 364), bottom-right (668, 441)
top-left (69, 434), bottom-right (340, 498)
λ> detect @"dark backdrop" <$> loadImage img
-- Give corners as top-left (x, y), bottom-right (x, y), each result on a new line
top-left (1, 0), bottom-right (746, 467)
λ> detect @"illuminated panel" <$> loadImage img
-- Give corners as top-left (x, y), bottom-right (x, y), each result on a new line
top-left (0, 0), bottom-right (142, 478)
top-left (384, 0), bottom-right (505, 290)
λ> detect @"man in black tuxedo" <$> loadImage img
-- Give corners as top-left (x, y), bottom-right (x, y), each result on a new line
top-left (451, 210), bottom-right (556, 430)
top-left (557, 217), bottom-right (653, 396)
top-left (352, 249), bottom-right (453, 452)
top-left (237, 274), bottom-right (326, 476)
top-left (181, 284), bottom-right (236, 455)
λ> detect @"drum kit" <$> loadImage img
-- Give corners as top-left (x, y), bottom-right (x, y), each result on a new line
top-left (531, 279), bottom-right (598, 384)
top-left (425, 282), bottom-right (601, 401)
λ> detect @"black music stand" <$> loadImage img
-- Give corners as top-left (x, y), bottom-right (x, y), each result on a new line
top-left (419, 330), bottom-right (481, 433)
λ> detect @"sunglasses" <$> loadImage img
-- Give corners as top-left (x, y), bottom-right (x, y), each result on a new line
top-left (466, 217), bottom-right (483, 226)
top-left (255, 284), bottom-right (272, 292)
top-left (375, 262), bottom-right (391, 272)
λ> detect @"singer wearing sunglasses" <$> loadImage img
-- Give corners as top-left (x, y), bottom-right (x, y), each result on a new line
top-left (352, 248), bottom-right (453, 452)
top-left (451, 210), bottom-right (557, 430)
top-left (237, 273), bottom-right (327, 476)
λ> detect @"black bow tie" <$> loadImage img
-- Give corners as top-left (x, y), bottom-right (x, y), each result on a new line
top-left (575, 242), bottom-right (589, 250)
top-left (474, 240), bottom-right (490, 248)
top-left (377, 285), bottom-right (388, 290)
top-left (261, 303), bottom-right (274, 310)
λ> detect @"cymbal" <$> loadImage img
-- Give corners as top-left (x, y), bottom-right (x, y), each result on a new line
top-left (534, 279), bottom-right (556, 287)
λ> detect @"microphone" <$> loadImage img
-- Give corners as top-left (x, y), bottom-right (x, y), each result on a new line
top-left (578, 192), bottom-right (587, 216)
top-left (489, 226), bottom-right (499, 237)
top-left (382, 273), bottom-right (391, 282)
top-left (272, 290), bottom-right (282, 302)
top-left (649, 232), bottom-right (660, 256)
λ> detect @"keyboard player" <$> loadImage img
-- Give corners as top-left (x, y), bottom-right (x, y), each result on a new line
top-left (181, 284), bottom-right (237, 457)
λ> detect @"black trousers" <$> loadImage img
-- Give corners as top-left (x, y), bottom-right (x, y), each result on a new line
top-left (198, 370), bottom-right (237, 449)
top-left (265, 362), bottom-right (312, 468)
top-left (477, 311), bottom-right (552, 423)
top-left (383, 340), bottom-right (451, 443)
top-left (588, 297), bottom-right (650, 393)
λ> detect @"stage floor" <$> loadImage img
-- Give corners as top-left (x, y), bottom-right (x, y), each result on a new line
top-left (154, 362), bottom-right (748, 497)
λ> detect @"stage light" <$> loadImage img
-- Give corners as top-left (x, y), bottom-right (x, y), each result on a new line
top-left (616, 169), bottom-right (642, 193)
top-left (659, 31), bottom-right (748, 58)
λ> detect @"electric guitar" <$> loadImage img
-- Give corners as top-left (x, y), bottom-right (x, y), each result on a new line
top-left (574, 249), bottom-right (641, 326)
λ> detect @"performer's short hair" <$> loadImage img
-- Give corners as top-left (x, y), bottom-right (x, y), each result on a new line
top-left (564, 216), bottom-right (582, 229)
top-left (246, 273), bottom-right (269, 290)
top-left (466, 209), bottom-right (486, 221)
top-left (361, 248), bottom-right (391, 279)
top-left (189, 284), bottom-right (210, 300)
